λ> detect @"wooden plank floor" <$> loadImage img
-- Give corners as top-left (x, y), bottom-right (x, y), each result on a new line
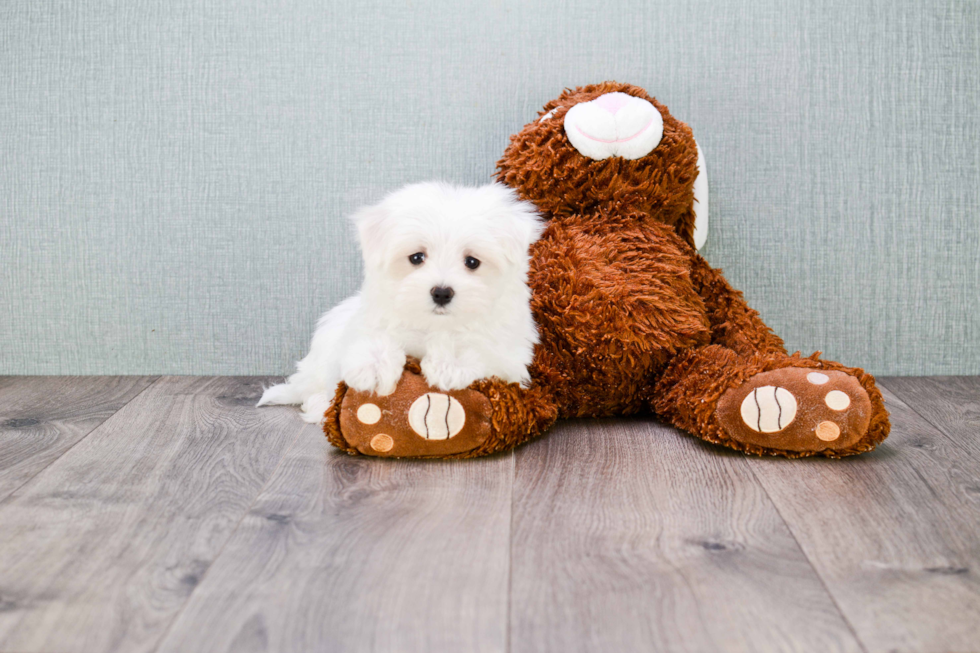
top-left (0, 376), bottom-right (978, 653)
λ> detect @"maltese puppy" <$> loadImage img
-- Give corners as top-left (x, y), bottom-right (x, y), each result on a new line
top-left (258, 181), bottom-right (544, 422)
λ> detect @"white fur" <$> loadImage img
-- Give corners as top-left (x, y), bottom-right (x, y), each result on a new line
top-left (258, 181), bottom-right (544, 423)
top-left (563, 92), bottom-right (664, 161)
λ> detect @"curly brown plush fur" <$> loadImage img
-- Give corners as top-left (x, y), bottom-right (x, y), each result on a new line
top-left (325, 81), bottom-right (890, 458)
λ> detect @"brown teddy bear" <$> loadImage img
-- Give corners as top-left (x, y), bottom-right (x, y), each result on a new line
top-left (324, 81), bottom-right (890, 459)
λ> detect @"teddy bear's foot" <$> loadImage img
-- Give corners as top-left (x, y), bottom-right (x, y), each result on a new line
top-left (716, 368), bottom-right (874, 454)
top-left (328, 368), bottom-right (493, 458)
top-left (324, 360), bottom-right (560, 459)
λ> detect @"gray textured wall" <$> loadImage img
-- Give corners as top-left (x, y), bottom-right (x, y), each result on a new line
top-left (2, 0), bottom-right (978, 376)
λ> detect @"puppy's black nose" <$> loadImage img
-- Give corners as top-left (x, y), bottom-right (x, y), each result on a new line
top-left (431, 286), bottom-right (454, 307)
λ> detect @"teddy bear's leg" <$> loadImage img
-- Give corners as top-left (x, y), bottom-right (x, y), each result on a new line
top-left (651, 254), bottom-right (890, 457)
top-left (653, 346), bottom-right (889, 457)
top-left (323, 360), bottom-right (558, 459)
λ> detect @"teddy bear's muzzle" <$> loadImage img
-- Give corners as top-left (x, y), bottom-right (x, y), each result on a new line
top-left (563, 92), bottom-right (664, 160)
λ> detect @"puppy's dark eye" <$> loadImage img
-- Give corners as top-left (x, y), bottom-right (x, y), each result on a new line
top-left (464, 256), bottom-right (481, 270)
top-left (408, 252), bottom-right (425, 266)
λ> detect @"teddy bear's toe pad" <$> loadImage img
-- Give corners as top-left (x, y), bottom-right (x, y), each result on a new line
top-left (717, 368), bottom-right (872, 452)
top-left (339, 369), bottom-right (491, 458)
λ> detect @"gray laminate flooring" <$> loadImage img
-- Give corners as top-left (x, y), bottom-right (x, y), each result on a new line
top-left (0, 375), bottom-right (977, 653)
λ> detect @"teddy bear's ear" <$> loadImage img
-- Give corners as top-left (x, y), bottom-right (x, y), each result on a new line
top-left (693, 141), bottom-right (709, 250)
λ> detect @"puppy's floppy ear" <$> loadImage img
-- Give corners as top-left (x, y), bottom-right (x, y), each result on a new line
top-left (349, 200), bottom-right (389, 269)
top-left (488, 183), bottom-right (545, 262)
top-left (513, 199), bottom-right (545, 250)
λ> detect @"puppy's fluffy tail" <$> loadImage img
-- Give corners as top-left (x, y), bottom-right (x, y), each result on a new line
top-left (257, 382), bottom-right (304, 407)
top-left (257, 384), bottom-right (333, 424)
top-left (256, 295), bottom-right (362, 422)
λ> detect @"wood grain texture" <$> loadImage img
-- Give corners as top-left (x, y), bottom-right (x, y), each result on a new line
top-left (0, 376), bottom-right (157, 501)
top-left (2, 376), bottom-right (979, 653)
top-left (0, 376), bottom-right (304, 653)
top-left (155, 435), bottom-right (514, 653)
top-left (746, 384), bottom-right (980, 652)
top-left (880, 376), bottom-right (980, 456)
top-left (509, 418), bottom-right (861, 653)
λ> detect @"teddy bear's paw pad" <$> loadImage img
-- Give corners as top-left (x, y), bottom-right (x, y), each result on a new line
top-left (717, 368), bottom-right (872, 452)
top-left (339, 369), bottom-right (491, 457)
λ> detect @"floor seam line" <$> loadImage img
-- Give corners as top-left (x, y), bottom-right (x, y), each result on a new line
top-left (877, 378), bottom-right (974, 454)
top-left (744, 460), bottom-right (870, 653)
top-left (150, 418), bottom-right (309, 653)
top-left (0, 375), bottom-right (163, 505)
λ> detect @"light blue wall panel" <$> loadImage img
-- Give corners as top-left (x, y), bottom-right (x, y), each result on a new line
top-left (1, 0), bottom-right (977, 375)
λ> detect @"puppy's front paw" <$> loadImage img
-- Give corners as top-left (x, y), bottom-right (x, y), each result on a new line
top-left (421, 357), bottom-right (484, 391)
top-left (373, 362), bottom-right (405, 396)
top-left (344, 362), bottom-right (404, 396)
top-left (342, 346), bottom-right (406, 397)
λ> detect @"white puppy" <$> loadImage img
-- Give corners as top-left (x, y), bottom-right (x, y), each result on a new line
top-left (258, 181), bottom-right (544, 422)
